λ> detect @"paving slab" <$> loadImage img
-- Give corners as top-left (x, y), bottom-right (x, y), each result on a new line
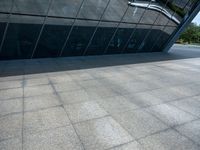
top-left (112, 109), bottom-right (168, 139)
top-left (139, 129), bottom-right (200, 150)
top-left (24, 107), bottom-right (71, 135)
top-left (23, 126), bottom-right (84, 150)
top-left (24, 94), bottom-right (61, 111)
top-left (0, 98), bottom-right (23, 116)
top-left (74, 117), bottom-right (133, 150)
top-left (175, 120), bottom-right (200, 145)
top-left (0, 113), bottom-right (22, 140)
top-left (146, 104), bottom-right (197, 127)
top-left (64, 101), bottom-right (108, 123)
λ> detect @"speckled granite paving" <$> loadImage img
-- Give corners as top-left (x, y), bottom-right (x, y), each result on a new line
top-left (0, 46), bottom-right (200, 150)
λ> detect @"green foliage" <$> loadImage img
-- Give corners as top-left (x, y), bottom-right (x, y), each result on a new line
top-left (178, 23), bottom-right (200, 44)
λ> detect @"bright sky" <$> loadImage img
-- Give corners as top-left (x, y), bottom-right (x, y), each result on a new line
top-left (192, 12), bottom-right (200, 25)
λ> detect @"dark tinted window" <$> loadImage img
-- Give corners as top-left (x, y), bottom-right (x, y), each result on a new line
top-left (33, 18), bottom-right (73, 58)
top-left (139, 26), bottom-right (164, 52)
top-left (0, 0), bottom-right (199, 60)
top-left (0, 14), bottom-right (8, 47)
top-left (62, 20), bottom-right (97, 57)
top-left (85, 22), bottom-right (117, 56)
top-left (0, 15), bottom-right (43, 60)
top-left (124, 25), bottom-right (150, 53)
top-left (151, 26), bottom-right (176, 52)
top-left (106, 23), bottom-right (136, 54)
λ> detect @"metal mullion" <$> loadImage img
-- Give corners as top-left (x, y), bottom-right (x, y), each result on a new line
top-left (30, 0), bottom-right (53, 59)
top-left (149, 0), bottom-right (191, 52)
top-left (103, 4), bottom-right (130, 54)
top-left (83, 0), bottom-right (111, 56)
top-left (137, 0), bottom-right (171, 51)
top-left (0, 11), bottom-right (178, 27)
top-left (163, 0), bottom-right (200, 52)
top-left (59, 0), bottom-right (85, 57)
top-left (0, 0), bottom-right (15, 53)
top-left (150, 0), bottom-right (191, 51)
top-left (121, 0), bottom-right (153, 53)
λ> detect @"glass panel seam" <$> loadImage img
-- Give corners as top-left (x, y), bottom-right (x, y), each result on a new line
top-left (150, 0), bottom-right (192, 52)
top-left (58, 0), bottom-right (86, 57)
top-left (30, 0), bottom-right (53, 59)
top-left (83, 0), bottom-right (111, 56)
top-left (121, 0), bottom-right (153, 53)
top-left (0, 0), bottom-right (15, 54)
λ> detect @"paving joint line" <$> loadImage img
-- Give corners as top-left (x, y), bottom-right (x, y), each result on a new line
top-left (143, 108), bottom-right (200, 147)
top-left (21, 74), bottom-right (25, 150)
top-left (48, 78), bottom-right (86, 150)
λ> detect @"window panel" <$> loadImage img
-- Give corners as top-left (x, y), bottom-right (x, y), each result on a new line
top-left (123, 6), bottom-right (146, 24)
top-left (138, 26), bottom-right (164, 52)
top-left (62, 20), bottom-right (97, 57)
top-left (140, 9), bottom-right (159, 25)
top-left (49, 0), bottom-right (83, 18)
top-left (0, 0), bottom-right (12, 13)
top-left (0, 0), bottom-right (199, 60)
top-left (78, 0), bottom-right (109, 20)
top-left (0, 14), bottom-right (8, 47)
top-left (155, 0), bottom-right (193, 26)
top-left (106, 23), bottom-right (136, 54)
top-left (33, 18), bottom-right (73, 58)
top-left (152, 26), bottom-right (176, 52)
top-left (0, 15), bottom-right (43, 60)
top-left (172, 0), bottom-right (196, 16)
top-left (13, 0), bottom-right (50, 15)
top-left (155, 13), bottom-right (178, 26)
top-left (124, 25), bottom-right (150, 53)
top-left (85, 22), bottom-right (118, 56)
top-left (125, 0), bottom-right (168, 25)
top-left (0, 23), bottom-right (6, 46)
top-left (102, 0), bottom-right (127, 22)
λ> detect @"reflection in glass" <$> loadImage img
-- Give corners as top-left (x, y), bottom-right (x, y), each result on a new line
top-left (102, 0), bottom-right (127, 22)
top-left (33, 18), bottom-right (73, 58)
top-left (13, 0), bottom-right (50, 15)
top-left (152, 26), bottom-right (176, 52)
top-left (0, 0), bottom-right (12, 13)
top-left (124, 25), bottom-right (150, 53)
top-left (85, 22), bottom-right (117, 55)
top-left (139, 26), bottom-right (164, 52)
top-left (0, 14), bottom-right (8, 49)
top-left (123, 6), bottom-right (146, 24)
top-left (0, 15), bottom-right (43, 60)
top-left (140, 9), bottom-right (159, 25)
top-left (0, 23), bottom-right (6, 46)
top-left (128, 0), bottom-right (181, 25)
top-left (62, 20), bottom-right (97, 57)
top-left (0, 0), bottom-right (199, 60)
top-left (78, 0), bottom-right (109, 20)
top-left (106, 23), bottom-right (135, 54)
top-left (49, 0), bottom-right (83, 18)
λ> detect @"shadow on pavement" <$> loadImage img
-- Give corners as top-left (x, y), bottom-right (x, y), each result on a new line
top-left (0, 45), bottom-right (200, 77)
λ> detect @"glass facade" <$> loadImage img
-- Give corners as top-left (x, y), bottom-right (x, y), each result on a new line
top-left (0, 0), bottom-right (199, 60)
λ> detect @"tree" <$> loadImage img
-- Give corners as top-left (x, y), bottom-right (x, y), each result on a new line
top-left (179, 23), bottom-right (200, 44)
